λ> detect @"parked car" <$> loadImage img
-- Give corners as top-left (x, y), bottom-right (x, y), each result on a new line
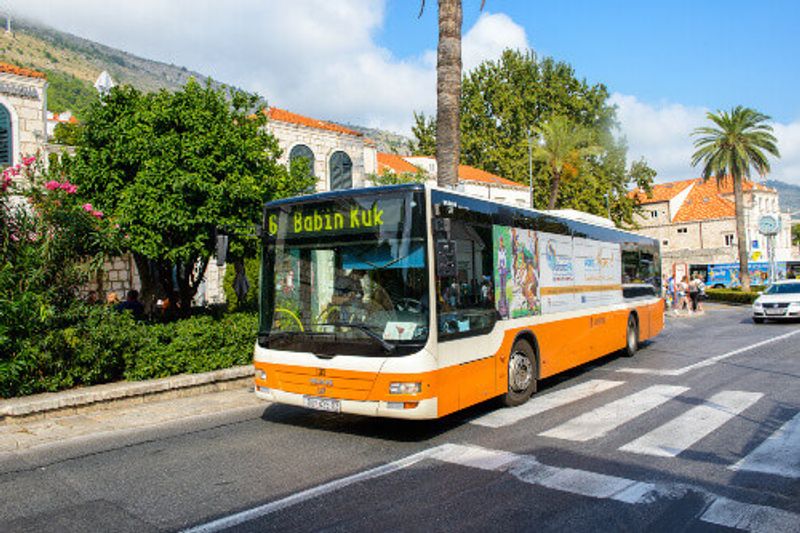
top-left (752, 281), bottom-right (800, 323)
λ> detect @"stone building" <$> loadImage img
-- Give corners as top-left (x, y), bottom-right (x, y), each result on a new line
top-left (266, 107), bottom-right (377, 191)
top-left (630, 177), bottom-right (799, 278)
top-left (0, 62), bottom-right (48, 168)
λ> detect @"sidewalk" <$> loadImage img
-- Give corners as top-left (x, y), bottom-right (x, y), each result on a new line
top-left (0, 366), bottom-right (262, 453)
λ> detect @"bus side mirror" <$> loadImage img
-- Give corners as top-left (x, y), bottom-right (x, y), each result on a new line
top-left (216, 233), bottom-right (229, 267)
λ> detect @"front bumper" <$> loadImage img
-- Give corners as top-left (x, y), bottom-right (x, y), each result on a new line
top-left (254, 386), bottom-right (439, 420)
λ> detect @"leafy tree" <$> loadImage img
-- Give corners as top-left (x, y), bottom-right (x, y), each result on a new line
top-left (408, 111), bottom-right (436, 156)
top-left (532, 115), bottom-right (603, 209)
top-left (44, 70), bottom-right (99, 120)
top-left (67, 79), bottom-right (312, 311)
top-left (691, 106), bottom-right (780, 292)
top-left (368, 169), bottom-right (427, 186)
top-left (793, 223), bottom-right (800, 248)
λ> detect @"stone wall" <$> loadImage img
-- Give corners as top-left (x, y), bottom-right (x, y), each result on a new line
top-left (84, 254), bottom-right (141, 302)
top-left (268, 120), bottom-right (372, 192)
top-left (0, 71), bottom-right (47, 166)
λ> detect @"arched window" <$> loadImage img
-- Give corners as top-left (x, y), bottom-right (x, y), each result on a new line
top-left (0, 105), bottom-right (11, 168)
top-left (289, 144), bottom-right (315, 176)
top-left (329, 151), bottom-right (352, 190)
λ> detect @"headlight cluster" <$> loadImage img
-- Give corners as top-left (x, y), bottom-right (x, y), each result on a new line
top-left (389, 382), bottom-right (422, 395)
top-left (753, 301), bottom-right (763, 309)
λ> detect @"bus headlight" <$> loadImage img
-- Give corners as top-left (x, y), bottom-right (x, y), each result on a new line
top-left (389, 382), bottom-right (421, 395)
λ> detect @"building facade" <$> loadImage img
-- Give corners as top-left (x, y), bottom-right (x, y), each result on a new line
top-left (0, 63), bottom-right (48, 169)
top-left (630, 177), bottom-right (798, 278)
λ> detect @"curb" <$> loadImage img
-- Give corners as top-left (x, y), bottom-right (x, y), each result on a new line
top-left (0, 365), bottom-right (254, 424)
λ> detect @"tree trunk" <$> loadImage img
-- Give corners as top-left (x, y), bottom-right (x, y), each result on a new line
top-left (732, 176), bottom-right (751, 292)
top-left (436, 0), bottom-right (462, 188)
top-left (548, 170), bottom-right (561, 210)
top-left (133, 253), bottom-right (165, 315)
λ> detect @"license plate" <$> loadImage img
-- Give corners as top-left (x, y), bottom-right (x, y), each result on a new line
top-left (765, 309), bottom-right (785, 316)
top-left (305, 396), bottom-right (341, 413)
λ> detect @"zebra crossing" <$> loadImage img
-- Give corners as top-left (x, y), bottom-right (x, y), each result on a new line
top-left (470, 380), bottom-right (799, 478)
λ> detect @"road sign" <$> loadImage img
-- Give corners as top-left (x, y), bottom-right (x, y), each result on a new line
top-left (758, 214), bottom-right (780, 236)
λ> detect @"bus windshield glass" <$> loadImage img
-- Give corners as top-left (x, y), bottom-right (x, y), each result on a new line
top-left (260, 189), bottom-right (429, 357)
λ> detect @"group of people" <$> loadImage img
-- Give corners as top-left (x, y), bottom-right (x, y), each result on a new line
top-left (665, 273), bottom-right (706, 315)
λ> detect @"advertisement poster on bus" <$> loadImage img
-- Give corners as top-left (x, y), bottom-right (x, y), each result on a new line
top-left (538, 232), bottom-right (576, 313)
top-left (573, 237), bottom-right (623, 307)
top-left (493, 226), bottom-right (541, 319)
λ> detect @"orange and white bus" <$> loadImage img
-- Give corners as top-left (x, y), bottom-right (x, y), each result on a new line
top-left (253, 184), bottom-right (663, 419)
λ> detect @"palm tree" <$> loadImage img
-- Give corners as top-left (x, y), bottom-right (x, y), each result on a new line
top-left (434, 0), bottom-right (462, 188)
top-left (691, 106), bottom-right (780, 292)
top-left (533, 116), bottom-right (602, 209)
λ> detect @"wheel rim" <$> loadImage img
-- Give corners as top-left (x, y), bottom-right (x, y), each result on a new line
top-left (508, 351), bottom-right (533, 393)
top-left (627, 318), bottom-right (637, 351)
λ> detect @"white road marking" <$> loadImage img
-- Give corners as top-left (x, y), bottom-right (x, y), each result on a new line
top-left (700, 497), bottom-right (800, 533)
top-left (183, 443), bottom-right (800, 533)
top-left (181, 445), bottom-right (449, 533)
top-left (617, 329), bottom-right (800, 376)
top-left (539, 385), bottom-right (689, 442)
top-left (619, 390), bottom-right (763, 457)
top-left (730, 412), bottom-right (800, 479)
top-left (470, 379), bottom-right (625, 428)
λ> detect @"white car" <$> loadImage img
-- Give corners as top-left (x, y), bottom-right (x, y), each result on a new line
top-left (752, 280), bottom-right (800, 323)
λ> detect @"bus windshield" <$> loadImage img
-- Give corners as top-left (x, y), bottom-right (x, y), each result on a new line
top-left (259, 189), bottom-right (429, 357)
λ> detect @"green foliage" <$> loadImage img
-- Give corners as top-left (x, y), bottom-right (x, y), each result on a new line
top-left (413, 49), bottom-right (656, 225)
top-left (44, 69), bottom-right (98, 119)
top-left (792, 224), bottom-right (800, 246)
top-left (408, 111), bottom-right (436, 156)
top-left (368, 170), bottom-right (427, 186)
top-left (0, 305), bottom-right (257, 398)
top-left (1, 157), bottom-right (121, 371)
top-left (222, 256), bottom-right (260, 311)
top-left (52, 122), bottom-right (83, 146)
top-left (65, 79), bottom-right (308, 308)
top-left (705, 288), bottom-right (760, 304)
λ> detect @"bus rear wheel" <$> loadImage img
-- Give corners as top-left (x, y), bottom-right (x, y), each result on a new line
top-left (502, 340), bottom-right (537, 407)
top-left (623, 314), bottom-right (638, 358)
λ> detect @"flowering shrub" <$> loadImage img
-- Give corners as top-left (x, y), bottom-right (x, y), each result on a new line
top-left (1, 155), bottom-right (121, 390)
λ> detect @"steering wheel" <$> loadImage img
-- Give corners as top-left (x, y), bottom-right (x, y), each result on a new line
top-left (395, 298), bottom-right (422, 313)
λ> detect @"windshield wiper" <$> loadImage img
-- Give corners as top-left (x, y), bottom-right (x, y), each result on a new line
top-left (314, 322), bottom-right (396, 353)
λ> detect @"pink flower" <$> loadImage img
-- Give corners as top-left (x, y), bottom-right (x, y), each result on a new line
top-left (91, 210), bottom-right (104, 219)
top-left (45, 180), bottom-right (61, 191)
top-left (82, 203), bottom-right (93, 212)
top-left (22, 156), bottom-right (36, 166)
top-left (59, 182), bottom-right (78, 194)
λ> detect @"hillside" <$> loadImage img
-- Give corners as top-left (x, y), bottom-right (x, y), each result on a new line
top-left (766, 179), bottom-right (800, 220)
top-left (4, 18), bottom-right (410, 146)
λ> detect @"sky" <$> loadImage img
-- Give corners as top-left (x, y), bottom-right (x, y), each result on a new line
top-left (7, 0), bottom-right (800, 187)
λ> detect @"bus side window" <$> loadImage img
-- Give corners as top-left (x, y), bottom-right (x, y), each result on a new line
top-left (434, 216), bottom-right (498, 340)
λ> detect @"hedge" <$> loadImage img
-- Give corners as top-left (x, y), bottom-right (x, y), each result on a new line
top-left (705, 288), bottom-right (760, 305)
top-left (1, 307), bottom-right (257, 398)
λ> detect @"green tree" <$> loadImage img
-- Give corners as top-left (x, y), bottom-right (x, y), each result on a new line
top-left (691, 106), bottom-right (780, 292)
top-left (67, 79), bottom-right (312, 311)
top-left (368, 169), bottom-right (427, 186)
top-left (408, 111), bottom-right (436, 156)
top-left (792, 224), bottom-right (800, 247)
top-left (532, 116), bottom-right (603, 209)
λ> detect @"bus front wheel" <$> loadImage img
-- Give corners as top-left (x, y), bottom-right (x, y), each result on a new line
top-left (623, 314), bottom-right (638, 358)
top-left (502, 340), bottom-right (537, 407)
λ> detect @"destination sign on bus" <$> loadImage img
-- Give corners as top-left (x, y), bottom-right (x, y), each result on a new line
top-left (268, 205), bottom-right (385, 236)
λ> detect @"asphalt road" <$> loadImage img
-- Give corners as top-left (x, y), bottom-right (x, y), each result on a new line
top-left (2, 305), bottom-right (799, 533)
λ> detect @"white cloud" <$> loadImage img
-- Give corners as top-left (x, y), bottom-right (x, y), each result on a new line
top-left (8, 1), bottom-right (529, 134)
top-left (462, 12), bottom-right (529, 72)
top-left (610, 93), bottom-right (800, 187)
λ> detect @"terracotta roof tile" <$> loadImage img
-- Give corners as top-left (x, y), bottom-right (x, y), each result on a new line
top-left (458, 165), bottom-right (526, 189)
top-left (377, 152), bottom-right (420, 174)
top-left (0, 62), bottom-right (46, 79)
top-left (267, 107), bottom-right (362, 137)
top-left (629, 178), bottom-right (695, 204)
top-left (672, 177), bottom-right (773, 222)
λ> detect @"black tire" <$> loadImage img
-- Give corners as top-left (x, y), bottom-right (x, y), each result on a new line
top-left (753, 317), bottom-right (765, 324)
top-left (622, 314), bottom-right (639, 358)
top-left (502, 340), bottom-right (537, 407)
